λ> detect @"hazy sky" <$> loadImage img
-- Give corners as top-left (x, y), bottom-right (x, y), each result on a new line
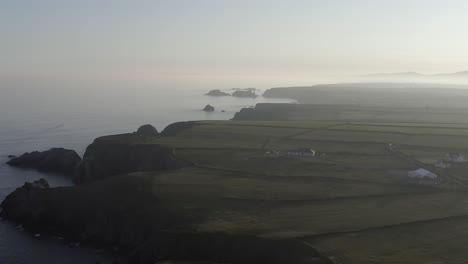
top-left (2, 0), bottom-right (468, 88)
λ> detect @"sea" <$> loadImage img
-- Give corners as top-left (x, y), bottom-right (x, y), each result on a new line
top-left (0, 86), bottom-right (293, 263)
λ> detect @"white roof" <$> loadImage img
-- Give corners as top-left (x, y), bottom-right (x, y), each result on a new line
top-left (408, 168), bottom-right (438, 179)
top-left (414, 168), bottom-right (432, 176)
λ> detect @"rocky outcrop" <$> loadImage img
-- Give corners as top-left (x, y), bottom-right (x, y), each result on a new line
top-left (73, 136), bottom-right (188, 183)
top-left (135, 124), bottom-right (159, 137)
top-left (205, 89), bottom-right (231, 96)
top-left (202, 105), bottom-right (215, 112)
top-left (161, 121), bottom-right (198, 137)
top-left (232, 90), bottom-right (257, 98)
top-left (7, 148), bottom-right (81, 175)
top-left (0, 175), bottom-right (181, 248)
top-left (0, 179), bottom-right (50, 227)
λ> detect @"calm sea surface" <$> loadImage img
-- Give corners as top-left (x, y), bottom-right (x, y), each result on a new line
top-left (0, 86), bottom-right (293, 263)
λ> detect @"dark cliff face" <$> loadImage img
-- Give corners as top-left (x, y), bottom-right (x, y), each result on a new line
top-left (232, 104), bottom-right (291, 121)
top-left (0, 177), bottom-right (329, 264)
top-left (0, 179), bottom-right (50, 227)
top-left (73, 137), bottom-right (188, 183)
top-left (7, 148), bottom-right (81, 175)
top-left (0, 176), bottom-right (182, 250)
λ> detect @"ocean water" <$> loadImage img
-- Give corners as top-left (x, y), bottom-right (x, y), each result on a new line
top-left (0, 86), bottom-right (293, 263)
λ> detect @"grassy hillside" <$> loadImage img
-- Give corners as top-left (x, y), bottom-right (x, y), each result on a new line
top-left (88, 114), bottom-right (468, 263)
top-left (233, 103), bottom-right (468, 123)
top-left (10, 107), bottom-right (468, 263)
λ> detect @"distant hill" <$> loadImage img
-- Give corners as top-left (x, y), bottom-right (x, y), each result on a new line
top-left (367, 71), bottom-right (468, 83)
top-left (436, 71), bottom-right (468, 77)
top-left (368, 72), bottom-right (424, 78)
top-left (262, 82), bottom-right (468, 108)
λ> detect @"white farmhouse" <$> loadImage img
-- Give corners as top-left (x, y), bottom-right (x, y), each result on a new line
top-left (287, 148), bottom-right (316, 157)
top-left (446, 153), bottom-right (466, 163)
top-left (407, 168), bottom-right (438, 179)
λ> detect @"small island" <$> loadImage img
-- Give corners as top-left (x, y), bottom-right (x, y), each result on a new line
top-left (205, 89), bottom-right (231, 96)
top-left (232, 90), bottom-right (257, 98)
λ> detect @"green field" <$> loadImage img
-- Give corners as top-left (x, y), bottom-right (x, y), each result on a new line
top-left (99, 108), bottom-right (468, 263)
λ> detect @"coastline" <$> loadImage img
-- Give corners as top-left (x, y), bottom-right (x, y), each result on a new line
top-left (0, 90), bottom-right (295, 264)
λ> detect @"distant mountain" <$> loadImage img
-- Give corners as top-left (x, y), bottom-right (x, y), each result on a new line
top-left (368, 72), bottom-right (424, 77)
top-left (366, 71), bottom-right (468, 83)
top-left (436, 71), bottom-right (468, 77)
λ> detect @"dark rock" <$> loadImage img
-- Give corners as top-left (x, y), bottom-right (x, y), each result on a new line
top-left (8, 155), bottom-right (16, 159)
top-left (161, 121), bottom-right (198, 137)
top-left (232, 90), bottom-right (257, 98)
top-left (135, 124), bottom-right (159, 137)
top-left (7, 148), bottom-right (81, 175)
top-left (205, 89), bottom-right (231, 96)
top-left (203, 105), bottom-right (215, 112)
top-left (0, 179), bottom-right (49, 225)
top-left (73, 138), bottom-right (189, 184)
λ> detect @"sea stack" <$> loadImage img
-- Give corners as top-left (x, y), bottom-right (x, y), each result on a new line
top-left (203, 105), bottom-right (215, 112)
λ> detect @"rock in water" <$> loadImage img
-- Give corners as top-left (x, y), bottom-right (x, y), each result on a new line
top-left (7, 148), bottom-right (81, 175)
top-left (7, 155), bottom-right (16, 159)
top-left (205, 89), bottom-right (231, 96)
top-left (136, 124), bottom-right (159, 136)
top-left (203, 105), bottom-right (215, 112)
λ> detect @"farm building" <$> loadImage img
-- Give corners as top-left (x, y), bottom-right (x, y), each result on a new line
top-left (265, 150), bottom-right (281, 156)
top-left (435, 153), bottom-right (467, 168)
top-left (446, 153), bottom-right (466, 163)
top-left (407, 168), bottom-right (438, 179)
top-left (287, 148), bottom-right (316, 157)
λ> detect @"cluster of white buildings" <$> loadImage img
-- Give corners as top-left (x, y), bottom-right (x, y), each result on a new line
top-left (435, 153), bottom-right (466, 168)
top-left (407, 168), bottom-right (438, 179)
top-left (265, 148), bottom-right (317, 158)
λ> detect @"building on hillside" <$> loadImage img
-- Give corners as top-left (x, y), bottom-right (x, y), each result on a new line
top-left (407, 168), bottom-right (438, 179)
top-left (435, 153), bottom-right (467, 168)
top-left (265, 150), bottom-right (281, 156)
top-left (446, 153), bottom-right (466, 163)
top-left (287, 148), bottom-right (316, 157)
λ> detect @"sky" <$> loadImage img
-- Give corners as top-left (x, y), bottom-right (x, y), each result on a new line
top-left (2, 0), bottom-right (468, 89)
